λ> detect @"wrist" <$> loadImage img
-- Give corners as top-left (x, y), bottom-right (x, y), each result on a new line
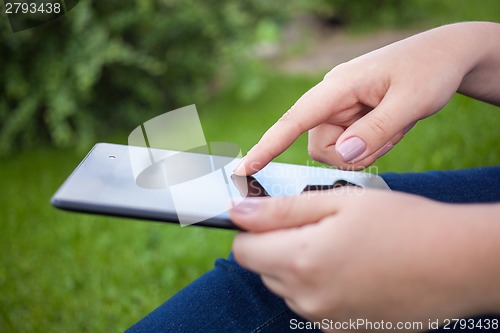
top-left (455, 22), bottom-right (500, 104)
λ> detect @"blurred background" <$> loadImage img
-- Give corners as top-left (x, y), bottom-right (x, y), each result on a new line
top-left (1, 0), bottom-right (499, 331)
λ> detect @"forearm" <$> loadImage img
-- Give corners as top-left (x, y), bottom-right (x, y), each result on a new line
top-left (395, 22), bottom-right (500, 106)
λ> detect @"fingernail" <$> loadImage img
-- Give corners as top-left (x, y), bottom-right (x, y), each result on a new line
top-left (232, 199), bottom-right (260, 215)
top-left (336, 137), bottom-right (366, 163)
top-left (377, 143), bottom-right (393, 158)
top-left (233, 157), bottom-right (246, 175)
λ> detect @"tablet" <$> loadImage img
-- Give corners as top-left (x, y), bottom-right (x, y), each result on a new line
top-left (51, 143), bottom-right (390, 230)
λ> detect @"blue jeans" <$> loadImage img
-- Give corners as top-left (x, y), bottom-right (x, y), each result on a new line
top-left (126, 166), bottom-right (500, 332)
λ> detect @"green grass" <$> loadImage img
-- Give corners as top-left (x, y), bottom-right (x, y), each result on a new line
top-left (1, 73), bottom-right (499, 332)
top-left (0, 148), bottom-right (235, 332)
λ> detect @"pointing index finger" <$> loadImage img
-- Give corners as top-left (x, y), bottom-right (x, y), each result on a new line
top-left (233, 81), bottom-right (337, 176)
top-left (234, 111), bottom-right (304, 176)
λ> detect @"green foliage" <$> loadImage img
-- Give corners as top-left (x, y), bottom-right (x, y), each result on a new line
top-left (0, 0), bottom-right (288, 155)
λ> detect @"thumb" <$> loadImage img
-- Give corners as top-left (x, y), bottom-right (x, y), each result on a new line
top-left (230, 190), bottom-right (349, 232)
top-left (335, 93), bottom-right (417, 164)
